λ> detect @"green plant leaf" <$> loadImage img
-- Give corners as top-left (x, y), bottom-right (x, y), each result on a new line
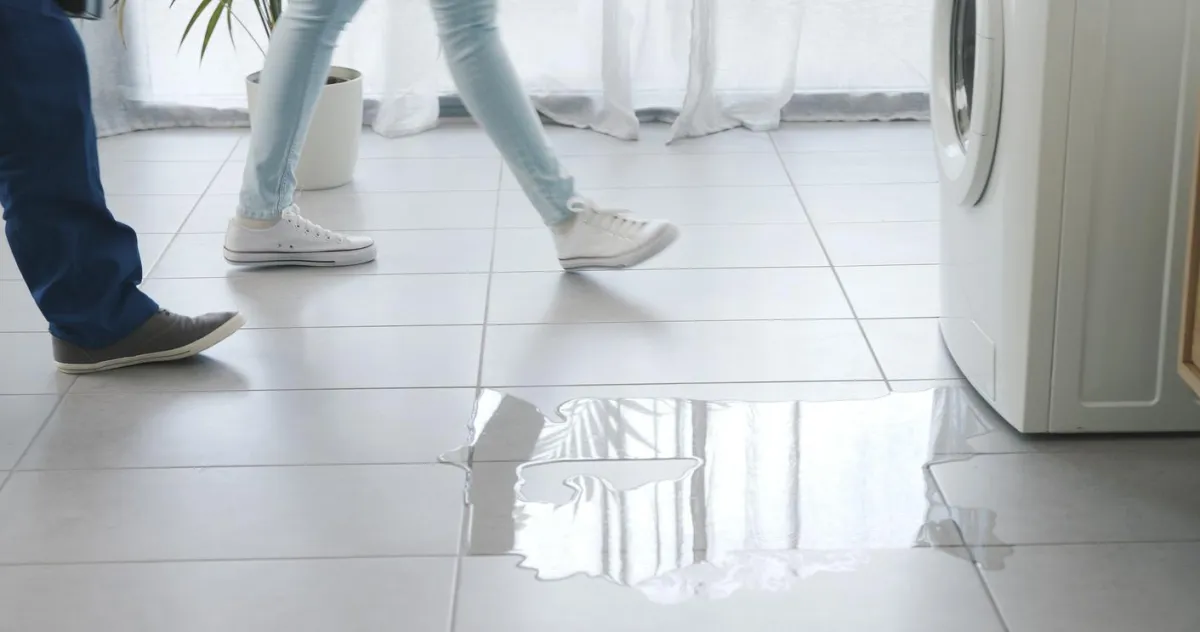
top-left (180, 0), bottom-right (213, 55)
top-left (246, 0), bottom-right (268, 41)
top-left (110, 0), bottom-right (128, 43)
top-left (224, 0), bottom-right (235, 46)
top-left (200, 0), bottom-right (227, 60)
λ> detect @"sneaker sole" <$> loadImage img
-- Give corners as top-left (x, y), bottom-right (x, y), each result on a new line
top-left (223, 243), bottom-right (378, 268)
top-left (55, 313), bottom-right (248, 375)
top-left (559, 223), bottom-right (681, 271)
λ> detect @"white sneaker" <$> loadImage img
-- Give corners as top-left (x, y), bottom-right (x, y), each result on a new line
top-left (224, 206), bottom-right (377, 268)
top-left (553, 198), bottom-right (679, 271)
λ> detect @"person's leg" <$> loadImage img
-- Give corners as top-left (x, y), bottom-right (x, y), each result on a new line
top-left (0, 5), bottom-right (156, 347)
top-left (226, 0), bottom-right (376, 268)
top-left (430, 0), bottom-right (679, 269)
top-left (430, 0), bottom-right (574, 226)
top-left (0, 5), bottom-right (243, 373)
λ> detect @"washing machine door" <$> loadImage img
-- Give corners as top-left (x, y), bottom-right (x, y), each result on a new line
top-left (931, 0), bottom-right (1003, 206)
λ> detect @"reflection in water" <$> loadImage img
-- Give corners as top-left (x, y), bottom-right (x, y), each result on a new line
top-left (441, 386), bottom-right (1011, 603)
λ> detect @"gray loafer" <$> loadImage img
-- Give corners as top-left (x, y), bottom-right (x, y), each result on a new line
top-left (53, 310), bottom-right (245, 374)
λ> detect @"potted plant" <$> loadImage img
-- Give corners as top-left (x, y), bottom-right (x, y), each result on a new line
top-left (114, 0), bottom-right (362, 190)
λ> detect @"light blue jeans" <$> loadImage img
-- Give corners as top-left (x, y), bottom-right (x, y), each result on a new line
top-left (238, 0), bottom-right (576, 226)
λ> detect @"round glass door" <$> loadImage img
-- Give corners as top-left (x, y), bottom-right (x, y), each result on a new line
top-left (931, 0), bottom-right (1000, 207)
top-left (951, 0), bottom-right (977, 147)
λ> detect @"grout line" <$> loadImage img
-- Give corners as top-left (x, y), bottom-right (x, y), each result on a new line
top-left (12, 457), bottom-right (695, 474)
top-left (0, 538), bottom-right (1194, 570)
top-left (53, 378), bottom-right (900, 397)
top-left (926, 468), bottom-right (1013, 632)
top-left (172, 219), bottom-right (830, 234)
top-left (1, 316), bottom-right (951, 336)
top-left (448, 160), bottom-right (504, 632)
top-left (41, 378), bottom-right (916, 398)
top-left (0, 317), bottom-right (945, 337)
top-left (0, 393), bottom-right (70, 496)
top-left (974, 570), bottom-right (1015, 632)
top-left (140, 153), bottom-right (232, 280)
top-left (138, 262), bottom-right (937, 282)
top-left (0, 553), bottom-right (466, 569)
top-left (141, 219), bottom-right (941, 236)
top-left (769, 132), bottom-right (894, 390)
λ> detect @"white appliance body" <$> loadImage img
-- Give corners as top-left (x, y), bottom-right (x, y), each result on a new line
top-left (935, 0), bottom-right (1200, 432)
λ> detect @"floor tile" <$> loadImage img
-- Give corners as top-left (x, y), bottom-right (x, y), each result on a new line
top-left (69, 326), bottom-right (482, 393)
top-left (781, 151), bottom-right (937, 185)
top-left (481, 320), bottom-right (881, 386)
top-left (861, 318), bottom-right (960, 381)
top-left (0, 334), bottom-right (74, 395)
top-left (546, 123), bottom-right (775, 155)
top-left (817, 222), bottom-right (939, 266)
top-left (351, 158), bottom-right (503, 192)
top-left (0, 281), bottom-right (44, 332)
top-left (178, 194), bottom-right (240, 233)
top-left (7, 123), bottom-right (1194, 628)
top-left (150, 230), bottom-right (493, 278)
top-left (98, 129), bottom-right (241, 162)
top-left (487, 268), bottom-right (852, 324)
top-left (496, 186), bottom-right (806, 228)
top-left (455, 553), bottom-right (1005, 631)
top-left (982, 543), bottom-right (1200, 632)
top-left (359, 122), bottom-right (500, 158)
top-left (460, 391), bottom-right (970, 550)
top-left (493, 224), bottom-right (827, 272)
top-left (0, 465), bottom-right (465, 563)
top-left (497, 383), bottom-right (893, 414)
top-left (0, 395), bottom-right (57, 470)
top-left (796, 182), bottom-right (939, 223)
top-left (838, 265), bottom-right (940, 318)
top-left (100, 161), bottom-right (224, 196)
top-left (107, 194), bottom-right (200, 234)
top-left (897, 381), bottom-right (1200, 455)
top-left (20, 389), bottom-right (474, 469)
top-left (206, 161), bottom-right (245, 195)
top-left (227, 134), bottom-right (251, 162)
top-left (182, 191), bottom-right (498, 233)
top-left (0, 557), bottom-right (456, 632)
top-left (891, 379), bottom-right (967, 392)
top-left (504, 153), bottom-right (790, 189)
top-left (487, 382), bottom-right (1053, 461)
top-left (933, 450), bottom-right (1200, 545)
top-left (466, 453), bottom-right (958, 555)
top-left (142, 273), bottom-right (489, 328)
top-left (772, 122), bottom-right (932, 153)
top-left (133, 233), bottom-right (174, 276)
top-left (0, 241), bottom-right (17, 281)
top-left (211, 158), bottom-right (503, 195)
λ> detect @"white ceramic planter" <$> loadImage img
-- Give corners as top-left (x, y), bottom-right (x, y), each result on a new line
top-left (245, 66), bottom-right (362, 191)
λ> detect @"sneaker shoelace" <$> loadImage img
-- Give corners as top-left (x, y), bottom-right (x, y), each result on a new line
top-left (283, 211), bottom-right (344, 243)
top-left (569, 201), bottom-right (646, 240)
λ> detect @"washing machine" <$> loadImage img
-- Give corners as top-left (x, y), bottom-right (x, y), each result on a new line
top-left (933, 0), bottom-right (1200, 432)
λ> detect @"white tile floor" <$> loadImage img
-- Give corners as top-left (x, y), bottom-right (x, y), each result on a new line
top-left (1, 121), bottom-right (1199, 631)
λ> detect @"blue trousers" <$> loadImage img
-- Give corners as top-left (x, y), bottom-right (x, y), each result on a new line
top-left (0, 4), bottom-right (158, 348)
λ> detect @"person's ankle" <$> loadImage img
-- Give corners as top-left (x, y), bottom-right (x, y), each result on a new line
top-left (235, 215), bottom-right (280, 229)
top-left (550, 213), bottom-right (578, 235)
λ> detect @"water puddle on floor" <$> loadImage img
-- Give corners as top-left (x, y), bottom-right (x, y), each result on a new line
top-left (440, 385), bottom-right (1015, 603)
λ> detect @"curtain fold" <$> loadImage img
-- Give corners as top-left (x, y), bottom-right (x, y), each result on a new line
top-left (84, 0), bottom-right (932, 140)
top-left (670, 0), bottom-right (806, 141)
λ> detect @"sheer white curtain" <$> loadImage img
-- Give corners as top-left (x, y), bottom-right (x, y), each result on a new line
top-left (83, 0), bottom-right (931, 140)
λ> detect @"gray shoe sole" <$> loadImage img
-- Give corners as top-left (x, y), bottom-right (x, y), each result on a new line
top-left (55, 313), bottom-right (247, 374)
top-left (224, 243), bottom-right (378, 268)
top-left (559, 224), bottom-right (681, 272)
